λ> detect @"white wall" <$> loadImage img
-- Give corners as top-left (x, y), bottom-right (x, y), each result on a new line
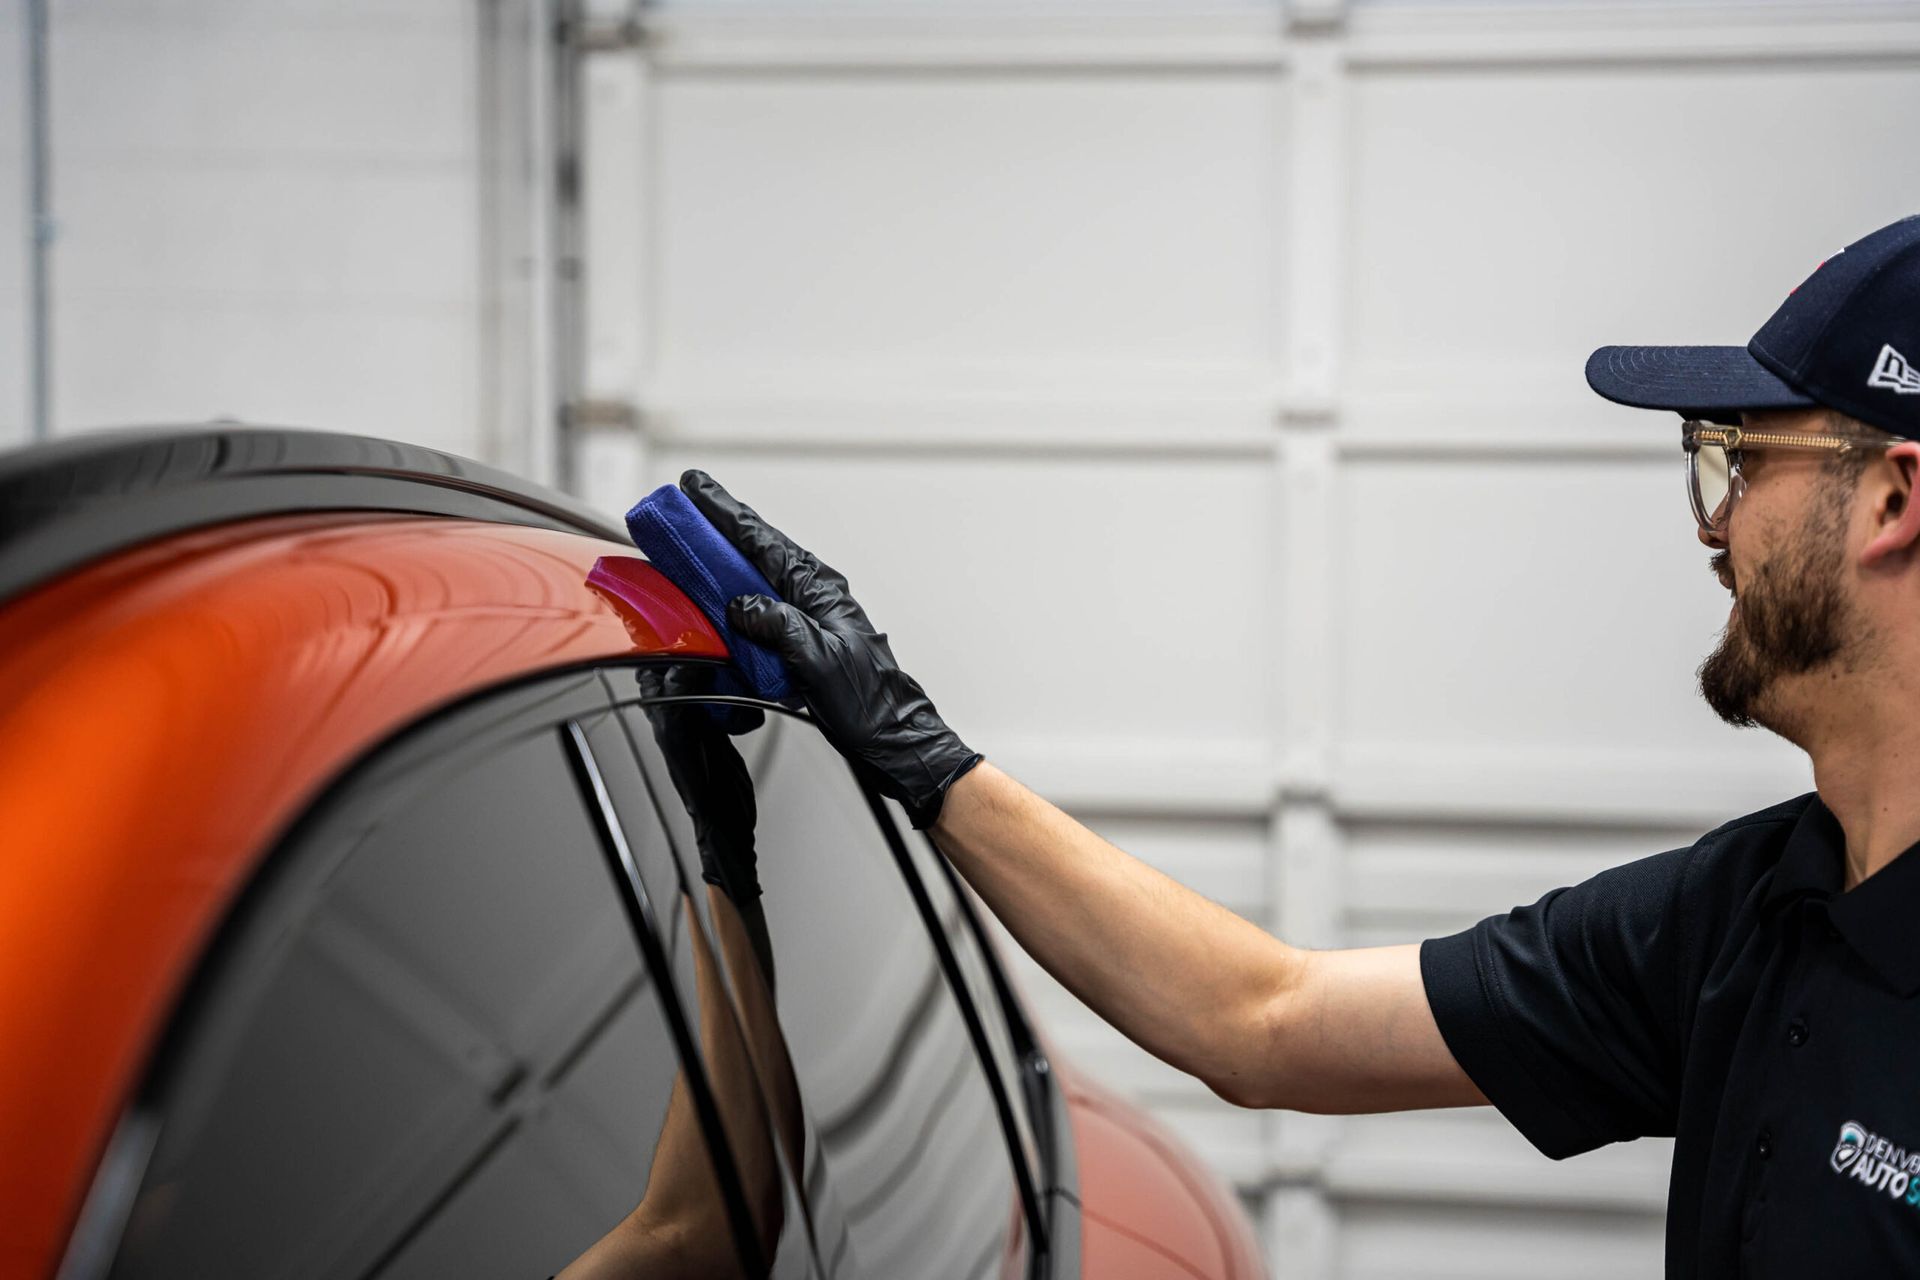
top-left (2, 0), bottom-right (485, 457)
top-left (1, 7), bottom-right (32, 436)
top-left (566, 2), bottom-right (1920, 1275)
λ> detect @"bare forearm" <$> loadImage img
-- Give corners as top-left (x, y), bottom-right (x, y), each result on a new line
top-left (930, 762), bottom-right (1482, 1114)
top-left (683, 472), bottom-right (1477, 1116)
top-left (930, 761), bottom-right (1300, 1104)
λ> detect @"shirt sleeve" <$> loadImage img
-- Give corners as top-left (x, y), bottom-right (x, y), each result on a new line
top-left (1420, 843), bottom-right (1700, 1159)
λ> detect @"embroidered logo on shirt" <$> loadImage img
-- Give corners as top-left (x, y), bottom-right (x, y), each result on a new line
top-left (1829, 1120), bottom-right (1920, 1205)
top-left (1833, 1122), bottom-right (1867, 1173)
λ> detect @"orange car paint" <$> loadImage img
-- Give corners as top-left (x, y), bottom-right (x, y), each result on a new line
top-left (0, 513), bottom-right (720, 1279)
top-left (1064, 1067), bottom-right (1268, 1279)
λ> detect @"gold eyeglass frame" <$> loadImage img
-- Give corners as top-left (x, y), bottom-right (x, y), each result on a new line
top-left (1681, 418), bottom-right (1896, 536)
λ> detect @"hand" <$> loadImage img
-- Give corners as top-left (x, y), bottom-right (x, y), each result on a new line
top-left (679, 469), bottom-right (983, 830)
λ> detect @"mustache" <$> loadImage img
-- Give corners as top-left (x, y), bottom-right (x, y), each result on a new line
top-left (1710, 550), bottom-right (1733, 585)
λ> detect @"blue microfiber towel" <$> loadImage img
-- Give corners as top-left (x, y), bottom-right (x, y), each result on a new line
top-left (624, 484), bottom-right (793, 702)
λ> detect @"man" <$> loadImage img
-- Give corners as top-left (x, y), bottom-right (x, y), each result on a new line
top-left (680, 212), bottom-right (1920, 1277)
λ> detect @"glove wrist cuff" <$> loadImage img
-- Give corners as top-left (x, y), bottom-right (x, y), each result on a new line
top-left (906, 750), bottom-right (985, 831)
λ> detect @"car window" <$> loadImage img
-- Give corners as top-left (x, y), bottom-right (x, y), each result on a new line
top-left (880, 798), bottom-right (1045, 1190)
top-left (570, 707), bottom-right (820, 1280)
top-left (103, 685), bottom-right (764, 1280)
top-left (615, 670), bottom-right (1031, 1280)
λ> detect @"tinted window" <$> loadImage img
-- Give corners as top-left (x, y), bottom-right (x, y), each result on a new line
top-left (883, 799), bottom-right (1044, 1189)
top-left (619, 679), bottom-right (1030, 1280)
top-left (108, 708), bottom-right (755, 1280)
top-left (572, 708), bottom-right (820, 1280)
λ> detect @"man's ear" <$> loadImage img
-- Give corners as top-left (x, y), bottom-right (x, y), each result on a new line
top-left (1860, 441), bottom-right (1920, 568)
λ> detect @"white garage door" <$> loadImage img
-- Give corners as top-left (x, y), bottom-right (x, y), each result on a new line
top-left (556, 3), bottom-right (1920, 1274)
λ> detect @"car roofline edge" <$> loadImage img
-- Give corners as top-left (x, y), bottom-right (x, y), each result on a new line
top-left (0, 424), bottom-right (625, 604)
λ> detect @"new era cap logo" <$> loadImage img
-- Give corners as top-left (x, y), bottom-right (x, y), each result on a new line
top-left (1869, 344), bottom-right (1920, 395)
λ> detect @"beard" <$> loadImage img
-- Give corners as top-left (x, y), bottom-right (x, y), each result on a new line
top-left (1697, 482), bottom-right (1857, 733)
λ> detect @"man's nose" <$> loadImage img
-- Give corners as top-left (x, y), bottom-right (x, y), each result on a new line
top-left (1697, 521), bottom-right (1728, 551)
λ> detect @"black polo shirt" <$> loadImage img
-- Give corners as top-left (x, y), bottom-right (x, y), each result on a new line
top-left (1422, 791), bottom-right (1920, 1277)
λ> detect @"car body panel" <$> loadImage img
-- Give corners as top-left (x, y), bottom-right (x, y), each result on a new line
top-left (0, 511), bottom-right (718, 1279)
top-left (1062, 1068), bottom-right (1267, 1280)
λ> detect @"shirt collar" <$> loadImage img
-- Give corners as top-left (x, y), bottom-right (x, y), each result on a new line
top-left (1762, 797), bottom-right (1844, 906)
top-left (1766, 794), bottom-right (1920, 997)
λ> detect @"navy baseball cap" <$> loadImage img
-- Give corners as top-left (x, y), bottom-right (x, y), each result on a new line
top-left (1587, 214), bottom-right (1920, 438)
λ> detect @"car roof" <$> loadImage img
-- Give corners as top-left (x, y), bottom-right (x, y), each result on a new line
top-left (0, 426), bottom-right (724, 1278)
top-left (0, 423), bottom-right (626, 606)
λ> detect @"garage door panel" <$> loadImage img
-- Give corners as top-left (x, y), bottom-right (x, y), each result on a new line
top-left (653, 72), bottom-right (1285, 388)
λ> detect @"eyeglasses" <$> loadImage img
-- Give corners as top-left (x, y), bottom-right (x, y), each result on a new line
top-left (1682, 419), bottom-right (1895, 536)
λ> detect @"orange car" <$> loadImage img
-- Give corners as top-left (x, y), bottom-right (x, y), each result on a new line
top-left (0, 426), bottom-right (1266, 1280)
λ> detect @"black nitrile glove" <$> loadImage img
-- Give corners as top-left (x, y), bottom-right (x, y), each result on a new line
top-left (680, 469), bottom-right (983, 831)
